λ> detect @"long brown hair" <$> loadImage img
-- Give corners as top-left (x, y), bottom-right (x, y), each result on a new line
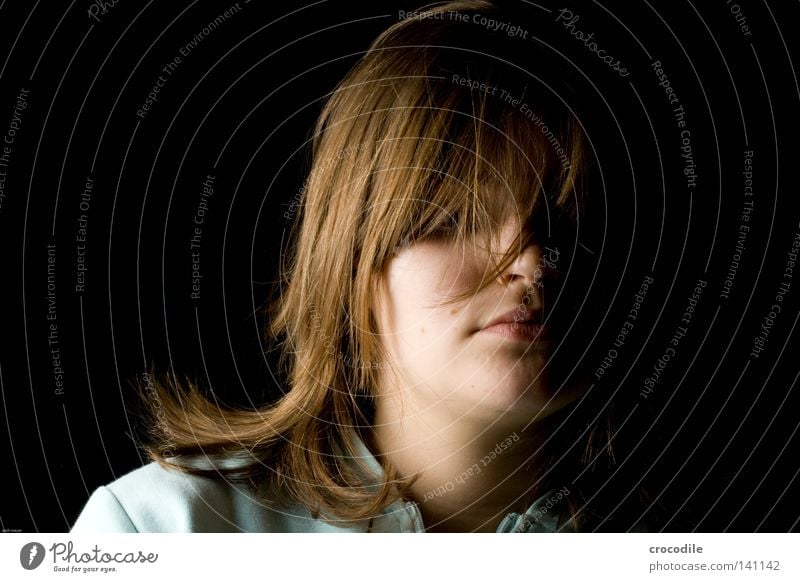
top-left (135, 0), bottom-right (638, 528)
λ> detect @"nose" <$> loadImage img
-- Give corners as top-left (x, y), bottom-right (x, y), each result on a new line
top-left (496, 241), bottom-right (545, 293)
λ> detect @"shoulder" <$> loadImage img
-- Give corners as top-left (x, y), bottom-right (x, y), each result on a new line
top-left (71, 461), bottom-right (320, 533)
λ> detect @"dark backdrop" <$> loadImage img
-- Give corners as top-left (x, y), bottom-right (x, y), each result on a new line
top-left (1, 0), bottom-right (798, 532)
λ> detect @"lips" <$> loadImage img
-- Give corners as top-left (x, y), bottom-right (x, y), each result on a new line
top-left (480, 308), bottom-right (548, 343)
top-left (482, 308), bottom-right (543, 329)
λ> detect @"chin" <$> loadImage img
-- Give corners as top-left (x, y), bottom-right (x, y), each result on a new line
top-left (473, 361), bottom-right (585, 420)
top-left (468, 371), bottom-right (546, 413)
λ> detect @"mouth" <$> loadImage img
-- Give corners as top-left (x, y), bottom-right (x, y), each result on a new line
top-left (479, 308), bottom-right (548, 343)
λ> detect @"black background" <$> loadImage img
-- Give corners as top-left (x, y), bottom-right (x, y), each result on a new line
top-left (1, 0), bottom-right (799, 532)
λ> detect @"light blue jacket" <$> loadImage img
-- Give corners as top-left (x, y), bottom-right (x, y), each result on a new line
top-left (71, 436), bottom-right (576, 533)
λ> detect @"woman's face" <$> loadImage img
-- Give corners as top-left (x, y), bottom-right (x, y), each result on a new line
top-left (375, 213), bottom-right (586, 426)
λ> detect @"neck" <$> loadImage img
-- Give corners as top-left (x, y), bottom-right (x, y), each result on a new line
top-left (373, 393), bottom-right (555, 533)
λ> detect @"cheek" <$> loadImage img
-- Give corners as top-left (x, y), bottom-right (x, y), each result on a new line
top-left (437, 259), bottom-right (486, 299)
top-left (381, 245), bottom-right (484, 350)
top-left (410, 242), bottom-right (489, 300)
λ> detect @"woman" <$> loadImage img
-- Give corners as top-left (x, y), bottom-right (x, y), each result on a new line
top-left (72, 0), bottom-right (657, 533)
